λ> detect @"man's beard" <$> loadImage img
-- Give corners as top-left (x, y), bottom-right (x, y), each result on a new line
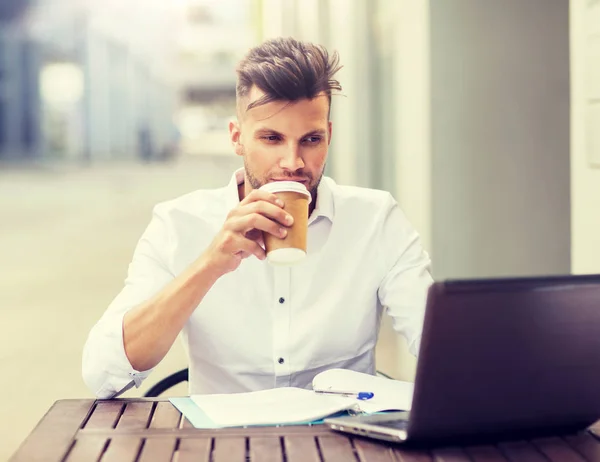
top-left (243, 154), bottom-right (324, 201)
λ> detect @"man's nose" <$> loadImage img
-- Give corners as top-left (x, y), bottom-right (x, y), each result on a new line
top-left (279, 144), bottom-right (304, 171)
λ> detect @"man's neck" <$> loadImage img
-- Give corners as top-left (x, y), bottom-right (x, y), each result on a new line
top-left (237, 182), bottom-right (246, 202)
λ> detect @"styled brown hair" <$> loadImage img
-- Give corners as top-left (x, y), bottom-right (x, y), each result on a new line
top-left (236, 37), bottom-right (342, 115)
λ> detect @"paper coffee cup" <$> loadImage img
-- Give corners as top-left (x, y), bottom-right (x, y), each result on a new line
top-left (259, 181), bottom-right (312, 265)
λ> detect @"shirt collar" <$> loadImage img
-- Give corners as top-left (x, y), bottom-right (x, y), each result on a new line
top-left (223, 168), bottom-right (245, 211)
top-left (310, 177), bottom-right (334, 224)
top-left (226, 168), bottom-right (335, 223)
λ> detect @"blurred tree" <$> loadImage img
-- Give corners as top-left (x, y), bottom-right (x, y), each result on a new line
top-left (0, 0), bottom-right (30, 23)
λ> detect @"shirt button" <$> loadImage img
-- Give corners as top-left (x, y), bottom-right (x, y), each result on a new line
top-left (278, 357), bottom-right (285, 364)
top-left (278, 297), bottom-right (285, 304)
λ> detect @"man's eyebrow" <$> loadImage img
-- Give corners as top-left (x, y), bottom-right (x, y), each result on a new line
top-left (254, 128), bottom-right (283, 136)
top-left (253, 129), bottom-right (327, 138)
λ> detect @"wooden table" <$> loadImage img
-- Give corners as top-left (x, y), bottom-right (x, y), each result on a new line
top-left (10, 399), bottom-right (600, 462)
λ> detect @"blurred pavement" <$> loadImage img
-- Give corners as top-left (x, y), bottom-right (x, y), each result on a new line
top-left (0, 155), bottom-right (241, 460)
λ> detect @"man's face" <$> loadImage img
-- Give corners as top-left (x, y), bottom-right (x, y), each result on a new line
top-left (229, 86), bottom-right (332, 201)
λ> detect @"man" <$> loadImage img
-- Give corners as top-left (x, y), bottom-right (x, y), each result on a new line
top-left (82, 37), bottom-right (433, 399)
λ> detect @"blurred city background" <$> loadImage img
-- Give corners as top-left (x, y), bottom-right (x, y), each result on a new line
top-left (1, 0), bottom-right (599, 458)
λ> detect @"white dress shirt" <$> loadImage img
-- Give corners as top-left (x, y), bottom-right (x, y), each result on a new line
top-left (82, 169), bottom-right (433, 398)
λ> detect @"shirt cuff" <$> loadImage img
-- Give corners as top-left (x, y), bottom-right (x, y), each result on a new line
top-left (408, 335), bottom-right (421, 357)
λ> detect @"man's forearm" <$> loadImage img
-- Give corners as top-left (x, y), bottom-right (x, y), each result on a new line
top-left (123, 256), bottom-right (221, 371)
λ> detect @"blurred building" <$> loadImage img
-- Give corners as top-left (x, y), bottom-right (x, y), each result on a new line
top-left (173, 0), bottom-right (256, 157)
top-left (0, 0), bottom-right (182, 162)
top-left (0, 0), bottom-right (40, 161)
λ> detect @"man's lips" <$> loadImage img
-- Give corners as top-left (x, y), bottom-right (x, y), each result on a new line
top-left (270, 178), bottom-right (309, 183)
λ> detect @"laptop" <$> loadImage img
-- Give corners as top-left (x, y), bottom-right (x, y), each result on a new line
top-left (324, 274), bottom-right (600, 445)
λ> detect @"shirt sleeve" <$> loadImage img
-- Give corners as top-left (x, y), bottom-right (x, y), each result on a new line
top-left (377, 194), bottom-right (434, 357)
top-left (82, 204), bottom-right (175, 398)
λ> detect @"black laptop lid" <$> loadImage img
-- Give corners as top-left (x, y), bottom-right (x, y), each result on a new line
top-left (408, 274), bottom-right (600, 443)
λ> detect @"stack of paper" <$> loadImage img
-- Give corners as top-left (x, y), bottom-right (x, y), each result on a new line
top-left (190, 387), bottom-right (357, 427)
top-left (170, 368), bottom-right (414, 429)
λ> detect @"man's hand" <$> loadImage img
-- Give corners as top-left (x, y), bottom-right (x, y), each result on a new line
top-left (202, 189), bottom-right (294, 275)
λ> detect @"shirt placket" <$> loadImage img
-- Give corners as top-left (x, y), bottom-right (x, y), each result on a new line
top-left (272, 266), bottom-right (291, 386)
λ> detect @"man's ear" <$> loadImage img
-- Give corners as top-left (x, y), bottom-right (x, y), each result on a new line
top-left (229, 120), bottom-right (243, 156)
top-left (327, 120), bottom-right (333, 146)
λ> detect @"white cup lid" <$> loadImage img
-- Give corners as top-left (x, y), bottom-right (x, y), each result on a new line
top-left (259, 181), bottom-right (312, 204)
top-left (267, 248), bottom-right (307, 265)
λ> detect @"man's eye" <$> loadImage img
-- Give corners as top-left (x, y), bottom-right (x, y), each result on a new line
top-left (303, 136), bottom-right (321, 144)
top-left (262, 135), bottom-right (280, 142)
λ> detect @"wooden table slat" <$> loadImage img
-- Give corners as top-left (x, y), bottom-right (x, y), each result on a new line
top-left (318, 434), bottom-right (360, 462)
top-left (79, 425), bottom-right (334, 438)
top-left (431, 447), bottom-right (472, 462)
top-left (284, 436), bottom-right (322, 462)
top-left (352, 438), bottom-right (397, 462)
top-left (148, 402), bottom-right (181, 429)
top-left (176, 438), bottom-right (212, 462)
top-left (213, 436), bottom-right (246, 462)
top-left (99, 436), bottom-right (142, 462)
top-left (65, 436), bottom-right (108, 462)
top-left (496, 440), bottom-right (550, 462)
top-left (137, 437), bottom-right (178, 462)
top-left (9, 399), bottom-right (95, 462)
top-left (532, 436), bottom-right (588, 462)
top-left (84, 401), bottom-right (125, 429)
top-left (390, 449), bottom-right (434, 462)
top-left (464, 445), bottom-right (511, 462)
top-left (564, 433), bottom-right (600, 462)
top-left (249, 436), bottom-right (284, 462)
top-left (117, 402), bottom-right (155, 430)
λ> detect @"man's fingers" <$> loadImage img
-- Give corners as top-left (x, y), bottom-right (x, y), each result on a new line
top-left (227, 200), bottom-right (292, 228)
top-left (220, 188), bottom-right (290, 262)
top-left (229, 214), bottom-right (287, 238)
top-left (228, 190), bottom-right (292, 228)
top-left (240, 189), bottom-right (284, 208)
top-left (244, 201), bottom-right (293, 227)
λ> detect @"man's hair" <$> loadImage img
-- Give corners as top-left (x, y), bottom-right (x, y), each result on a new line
top-left (236, 37), bottom-right (342, 115)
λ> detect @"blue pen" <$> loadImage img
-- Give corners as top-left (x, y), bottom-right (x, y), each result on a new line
top-left (315, 390), bottom-right (375, 400)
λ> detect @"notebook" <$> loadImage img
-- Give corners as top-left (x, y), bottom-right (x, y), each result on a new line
top-left (171, 368), bottom-right (414, 429)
